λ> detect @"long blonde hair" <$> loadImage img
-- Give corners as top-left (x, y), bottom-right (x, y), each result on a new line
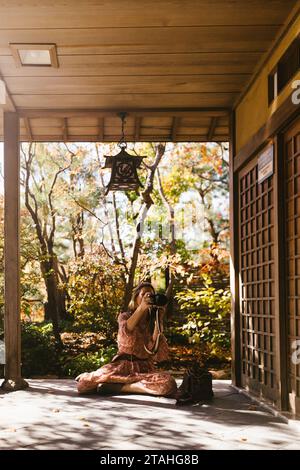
top-left (128, 282), bottom-right (155, 312)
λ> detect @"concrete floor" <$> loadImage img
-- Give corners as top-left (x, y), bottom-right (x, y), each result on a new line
top-left (0, 379), bottom-right (299, 450)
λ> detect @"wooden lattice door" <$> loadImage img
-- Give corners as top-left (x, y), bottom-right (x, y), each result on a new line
top-left (239, 157), bottom-right (278, 402)
top-left (284, 118), bottom-right (300, 416)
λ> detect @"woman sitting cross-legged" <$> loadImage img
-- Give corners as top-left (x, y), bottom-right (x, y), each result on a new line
top-left (75, 282), bottom-right (178, 398)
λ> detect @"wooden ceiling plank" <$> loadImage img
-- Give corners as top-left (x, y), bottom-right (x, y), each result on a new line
top-left (234, 0), bottom-right (300, 108)
top-left (4, 74), bottom-right (248, 95)
top-left (0, 25), bottom-right (280, 56)
top-left (0, 52), bottom-right (262, 77)
top-left (0, 0), bottom-right (295, 28)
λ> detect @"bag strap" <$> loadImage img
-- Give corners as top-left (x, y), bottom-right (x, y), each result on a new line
top-left (144, 308), bottom-right (161, 355)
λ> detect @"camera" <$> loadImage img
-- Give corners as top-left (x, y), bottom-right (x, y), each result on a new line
top-left (148, 293), bottom-right (168, 307)
top-left (146, 292), bottom-right (169, 337)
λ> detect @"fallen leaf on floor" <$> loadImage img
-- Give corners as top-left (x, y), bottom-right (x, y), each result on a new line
top-left (248, 404), bottom-right (258, 411)
top-left (240, 437), bottom-right (248, 442)
top-left (52, 408), bottom-right (60, 413)
top-left (83, 423), bottom-right (90, 427)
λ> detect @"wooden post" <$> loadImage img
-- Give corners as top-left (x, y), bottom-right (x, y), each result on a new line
top-left (229, 110), bottom-right (241, 386)
top-left (1, 112), bottom-right (28, 391)
top-left (274, 134), bottom-right (289, 410)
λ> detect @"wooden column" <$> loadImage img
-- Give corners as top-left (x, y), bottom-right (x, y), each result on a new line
top-left (229, 110), bottom-right (241, 386)
top-left (1, 112), bottom-right (28, 391)
top-left (274, 134), bottom-right (289, 410)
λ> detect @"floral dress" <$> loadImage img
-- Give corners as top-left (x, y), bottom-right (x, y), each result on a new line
top-left (76, 311), bottom-right (177, 397)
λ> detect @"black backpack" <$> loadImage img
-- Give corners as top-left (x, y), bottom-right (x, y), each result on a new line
top-left (176, 363), bottom-right (214, 405)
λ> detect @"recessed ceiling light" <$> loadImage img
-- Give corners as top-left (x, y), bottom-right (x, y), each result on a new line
top-left (9, 43), bottom-right (58, 67)
top-left (19, 49), bottom-right (51, 65)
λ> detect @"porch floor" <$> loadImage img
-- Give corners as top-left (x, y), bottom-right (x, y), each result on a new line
top-left (0, 379), bottom-right (299, 450)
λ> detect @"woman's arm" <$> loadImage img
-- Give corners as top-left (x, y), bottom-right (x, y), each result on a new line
top-left (126, 295), bottom-right (151, 332)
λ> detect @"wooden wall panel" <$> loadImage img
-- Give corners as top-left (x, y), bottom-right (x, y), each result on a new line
top-left (239, 158), bottom-right (278, 401)
top-left (284, 118), bottom-right (300, 416)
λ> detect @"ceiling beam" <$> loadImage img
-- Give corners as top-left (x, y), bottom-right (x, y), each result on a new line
top-left (207, 116), bottom-right (218, 141)
top-left (10, 134), bottom-right (229, 143)
top-left (18, 107), bottom-right (230, 119)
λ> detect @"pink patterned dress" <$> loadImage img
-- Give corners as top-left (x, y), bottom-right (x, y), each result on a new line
top-left (77, 311), bottom-right (177, 397)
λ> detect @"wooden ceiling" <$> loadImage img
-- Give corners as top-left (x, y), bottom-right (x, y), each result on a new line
top-left (0, 0), bottom-right (298, 142)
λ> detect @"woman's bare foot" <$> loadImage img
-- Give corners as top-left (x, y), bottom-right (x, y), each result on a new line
top-left (75, 372), bottom-right (89, 382)
top-left (97, 383), bottom-right (126, 395)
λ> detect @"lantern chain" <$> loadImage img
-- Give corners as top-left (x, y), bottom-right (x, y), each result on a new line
top-left (118, 112), bottom-right (128, 149)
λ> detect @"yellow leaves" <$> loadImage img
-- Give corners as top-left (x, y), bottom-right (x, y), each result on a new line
top-left (78, 417), bottom-right (91, 427)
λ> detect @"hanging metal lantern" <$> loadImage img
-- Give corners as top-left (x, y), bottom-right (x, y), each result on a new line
top-left (104, 112), bottom-right (145, 194)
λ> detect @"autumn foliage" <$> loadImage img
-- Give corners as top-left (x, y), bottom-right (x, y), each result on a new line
top-left (0, 141), bottom-right (230, 376)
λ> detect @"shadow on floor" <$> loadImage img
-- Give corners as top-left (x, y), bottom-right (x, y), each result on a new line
top-left (0, 379), bottom-right (299, 450)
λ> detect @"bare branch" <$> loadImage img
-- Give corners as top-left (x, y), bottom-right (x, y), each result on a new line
top-left (70, 193), bottom-right (107, 225)
top-left (23, 143), bottom-right (48, 253)
top-left (123, 143), bottom-right (166, 309)
top-left (95, 143), bottom-right (118, 257)
top-left (48, 152), bottom-right (74, 245)
top-left (112, 192), bottom-right (128, 274)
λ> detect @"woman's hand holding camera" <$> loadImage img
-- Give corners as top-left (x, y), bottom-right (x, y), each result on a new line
top-left (143, 293), bottom-right (167, 321)
top-left (140, 292), bottom-right (153, 311)
top-left (127, 288), bottom-right (168, 332)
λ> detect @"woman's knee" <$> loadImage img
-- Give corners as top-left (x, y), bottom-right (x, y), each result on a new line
top-left (147, 374), bottom-right (177, 397)
top-left (163, 375), bottom-right (177, 397)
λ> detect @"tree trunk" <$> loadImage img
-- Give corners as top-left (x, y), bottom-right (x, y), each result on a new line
top-left (123, 205), bottom-right (148, 310)
top-left (123, 144), bottom-right (166, 310)
top-left (41, 259), bottom-right (63, 347)
top-left (156, 167), bottom-right (175, 315)
top-left (52, 254), bottom-right (69, 321)
top-left (72, 211), bottom-right (85, 258)
top-left (22, 143), bottom-right (72, 348)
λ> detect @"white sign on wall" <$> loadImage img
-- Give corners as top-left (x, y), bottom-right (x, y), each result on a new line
top-left (258, 143), bottom-right (274, 184)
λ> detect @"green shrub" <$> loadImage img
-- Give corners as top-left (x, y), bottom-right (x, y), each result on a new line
top-left (21, 322), bottom-right (59, 377)
top-left (175, 273), bottom-right (231, 354)
top-left (21, 321), bottom-right (118, 378)
top-left (60, 345), bottom-right (117, 377)
top-left (165, 324), bottom-right (189, 346)
top-left (67, 253), bottom-right (125, 335)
